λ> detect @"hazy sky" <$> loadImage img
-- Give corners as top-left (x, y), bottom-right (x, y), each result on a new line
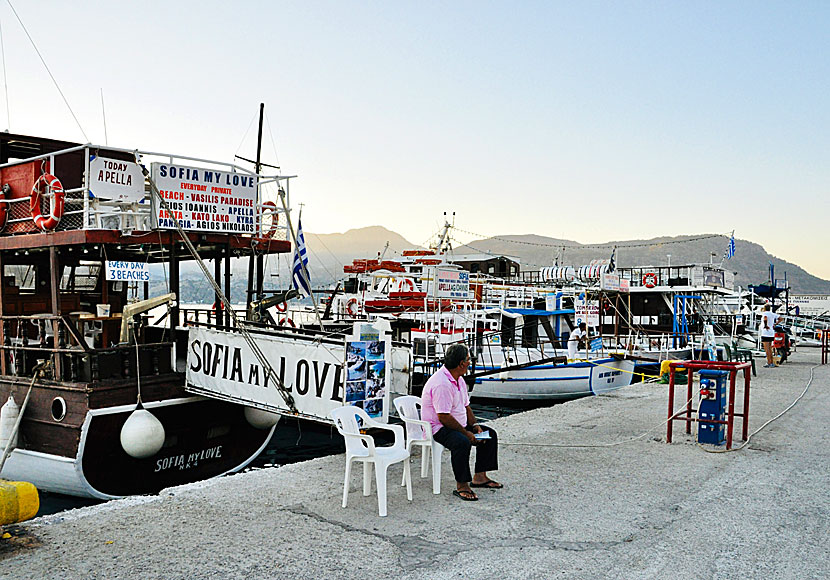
top-left (3, 1), bottom-right (828, 277)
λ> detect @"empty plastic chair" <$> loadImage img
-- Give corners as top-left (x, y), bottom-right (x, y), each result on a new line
top-left (330, 405), bottom-right (412, 517)
top-left (393, 395), bottom-right (445, 494)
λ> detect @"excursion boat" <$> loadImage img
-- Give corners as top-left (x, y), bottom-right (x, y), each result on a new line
top-left (0, 132), bottom-right (291, 498)
top-left (313, 231), bottom-right (636, 401)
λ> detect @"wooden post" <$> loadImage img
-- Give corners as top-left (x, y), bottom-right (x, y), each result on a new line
top-left (0, 250), bottom-right (5, 375)
top-left (49, 246), bottom-right (62, 378)
top-left (170, 235), bottom-right (180, 332)
top-left (224, 242), bottom-right (232, 327)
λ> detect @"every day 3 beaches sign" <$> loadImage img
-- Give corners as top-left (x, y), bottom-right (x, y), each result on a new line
top-left (150, 162), bottom-right (257, 234)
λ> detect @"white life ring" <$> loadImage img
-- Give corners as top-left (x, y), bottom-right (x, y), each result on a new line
top-left (30, 173), bottom-right (65, 231)
top-left (642, 272), bottom-right (658, 288)
top-left (278, 317), bottom-right (295, 327)
top-left (346, 298), bottom-right (359, 316)
top-left (276, 301), bottom-right (288, 312)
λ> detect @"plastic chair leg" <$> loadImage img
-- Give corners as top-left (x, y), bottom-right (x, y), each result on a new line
top-left (375, 463), bottom-right (388, 517)
top-left (402, 442), bottom-right (412, 487)
top-left (363, 462), bottom-right (372, 496)
top-left (431, 442), bottom-right (444, 495)
top-left (421, 445), bottom-right (430, 478)
top-left (342, 459), bottom-right (353, 508)
top-left (403, 459), bottom-right (412, 502)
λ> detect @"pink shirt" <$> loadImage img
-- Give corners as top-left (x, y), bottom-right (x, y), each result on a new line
top-left (421, 366), bottom-right (470, 435)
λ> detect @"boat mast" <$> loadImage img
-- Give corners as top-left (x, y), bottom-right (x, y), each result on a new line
top-left (245, 103), bottom-right (265, 315)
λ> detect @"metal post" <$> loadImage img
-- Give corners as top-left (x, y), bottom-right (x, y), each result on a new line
top-left (726, 369), bottom-right (737, 450)
top-left (49, 246), bottom-right (61, 377)
top-left (667, 365), bottom-right (675, 443)
top-left (742, 367), bottom-right (751, 441)
top-left (224, 242), bottom-right (232, 328)
top-left (686, 368), bottom-right (693, 434)
top-left (214, 247), bottom-right (222, 326)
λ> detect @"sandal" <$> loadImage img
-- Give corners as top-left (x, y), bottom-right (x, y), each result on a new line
top-left (452, 489), bottom-right (478, 501)
top-left (470, 480), bottom-right (503, 489)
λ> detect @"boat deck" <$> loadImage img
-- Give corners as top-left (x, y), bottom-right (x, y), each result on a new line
top-left (8, 350), bottom-right (829, 578)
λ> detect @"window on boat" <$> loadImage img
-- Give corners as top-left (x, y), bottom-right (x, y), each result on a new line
top-left (4, 265), bottom-right (36, 291)
top-left (60, 261), bottom-right (101, 292)
top-left (521, 317), bottom-right (538, 348)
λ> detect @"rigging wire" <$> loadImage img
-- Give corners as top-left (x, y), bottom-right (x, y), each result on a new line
top-left (6, 0), bottom-right (89, 141)
top-left (233, 110), bottom-right (258, 158)
top-left (0, 18), bottom-right (10, 130)
top-left (263, 110), bottom-right (281, 172)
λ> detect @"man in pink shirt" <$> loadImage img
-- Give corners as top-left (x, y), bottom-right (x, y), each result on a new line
top-left (421, 344), bottom-right (501, 501)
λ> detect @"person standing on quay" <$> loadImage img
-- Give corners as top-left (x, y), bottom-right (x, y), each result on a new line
top-left (760, 304), bottom-right (780, 367)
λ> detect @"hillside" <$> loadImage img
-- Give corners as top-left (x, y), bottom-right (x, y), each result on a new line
top-left (165, 228), bottom-right (830, 301)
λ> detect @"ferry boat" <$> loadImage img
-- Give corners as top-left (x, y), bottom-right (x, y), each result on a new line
top-left (0, 132), bottom-right (291, 498)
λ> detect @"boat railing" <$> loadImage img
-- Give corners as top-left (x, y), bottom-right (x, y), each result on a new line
top-left (0, 314), bottom-right (175, 383)
top-left (0, 144), bottom-right (291, 240)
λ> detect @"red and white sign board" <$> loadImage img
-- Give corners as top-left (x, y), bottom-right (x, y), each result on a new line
top-left (150, 163), bottom-right (257, 234)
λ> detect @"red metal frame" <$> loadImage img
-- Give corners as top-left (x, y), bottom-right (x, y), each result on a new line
top-left (666, 360), bottom-right (751, 450)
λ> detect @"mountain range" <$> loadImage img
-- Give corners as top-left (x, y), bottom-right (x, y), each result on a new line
top-left (166, 226), bottom-right (830, 302)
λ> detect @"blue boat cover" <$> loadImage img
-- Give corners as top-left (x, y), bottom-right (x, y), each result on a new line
top-left (503, 308), bottom-right (575, 316)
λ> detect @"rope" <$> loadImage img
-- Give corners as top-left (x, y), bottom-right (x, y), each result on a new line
top-left (0, 360), bottom-right (50, 474)
top-left (137, 159), bottom-right (298, 414)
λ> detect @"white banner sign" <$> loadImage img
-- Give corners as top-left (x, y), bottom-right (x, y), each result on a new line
top-left (150, 162), bottom-right (257, 234)
top-left (186, 327), bottom-right (346, 422)
top-left (105, 260), bottom-right (150, 282)
top-left (89, 156), bottom-right (145, 202)
top-left (434, 268), bottom-right (471, 299)
top-left (601, 274), bottom-right (631, 293)
top-left (574, 297), bottom-right (600, 327)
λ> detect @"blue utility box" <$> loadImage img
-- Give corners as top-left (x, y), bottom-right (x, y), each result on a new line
top-left (697, 369), bottom-right (728, 445)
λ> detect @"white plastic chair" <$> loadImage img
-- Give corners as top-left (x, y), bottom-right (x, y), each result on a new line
top-left (393, 395), bottom-right (445, 494)
top-left (330, 405), bottom-right (412, 517)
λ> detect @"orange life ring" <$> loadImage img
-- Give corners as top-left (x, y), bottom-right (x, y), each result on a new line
top-left (276, 301), bottom-right (288, 312)
top-left (260, 201), bottom-right (279, 238)
top-left (397, 278), bottom-right (416, 292)
top-left (642, 272), bottom-right (658, 288)
top-left (346, 298), bottom-right (359, 316)
top-left (30, 173), bottom-right (65, 231)
top-left (0, 184), bottom-right (8, 232)
top-left (278, 316), bottom-right (295, 327)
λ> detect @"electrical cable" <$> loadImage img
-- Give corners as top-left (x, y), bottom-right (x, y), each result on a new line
top-left (698, 364), bottom-right (818, 453)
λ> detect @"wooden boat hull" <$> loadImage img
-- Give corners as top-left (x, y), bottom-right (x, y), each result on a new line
top-left (1, 396), bottom-right (274, 499)
top-left (470, 358), bottom-right (635, 400)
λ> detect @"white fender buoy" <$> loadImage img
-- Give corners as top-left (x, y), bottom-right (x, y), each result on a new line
top-left (120, 407), bottom-right (165, 459)
top-left (244, 406), bottom-right (281, 429)
top-left (0, 396), bottom-right (20, 452)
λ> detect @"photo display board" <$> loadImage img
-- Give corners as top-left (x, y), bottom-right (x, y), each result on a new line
top-left (150, 162), bottom-right (257, 234)
top-left (344, 323), bottom-right (391, 422)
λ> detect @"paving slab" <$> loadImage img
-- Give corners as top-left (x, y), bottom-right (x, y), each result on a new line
top-left (1, 351), bottom-right (828, 579)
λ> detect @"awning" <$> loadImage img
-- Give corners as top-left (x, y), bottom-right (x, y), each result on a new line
top-left (503, 308), bottom-right (575, 317)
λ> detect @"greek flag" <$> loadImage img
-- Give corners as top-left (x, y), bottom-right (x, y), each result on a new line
top-left (292, 220), bottom-right (311, 296)
top-left (724, 232), bottom-right (735, 260)
top-left (608, 246), bottom-right (616, 272)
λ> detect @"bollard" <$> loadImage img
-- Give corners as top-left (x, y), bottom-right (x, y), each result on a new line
top-left (0, 480), bottom-right (39, 525)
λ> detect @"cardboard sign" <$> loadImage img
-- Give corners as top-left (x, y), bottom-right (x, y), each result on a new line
top-left (105, 260), bottom-right (150, 282)
top-left (150, 163), bottom-right (257, 234)
top-left (89, 156), bottom-right (146, 202)
top-left (434, 268), bottom-right (471, 299)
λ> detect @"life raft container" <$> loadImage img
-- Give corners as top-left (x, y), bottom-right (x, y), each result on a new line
top-left (30, 173), bottom-right (65, 231)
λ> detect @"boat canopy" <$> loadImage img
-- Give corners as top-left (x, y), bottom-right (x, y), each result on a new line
top-left (503, 307), bottom-right (575, 317)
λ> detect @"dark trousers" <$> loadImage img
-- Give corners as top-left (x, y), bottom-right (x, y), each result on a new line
top-left (432, 425), bottom-right (498, 484)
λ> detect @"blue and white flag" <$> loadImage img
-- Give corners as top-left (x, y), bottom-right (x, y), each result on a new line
top-left (724, 232), bottom-right (735, 260)
top-left (608, 246), bottom-right (617, 272)
top-left (292, 219), bottom-right (311, 297)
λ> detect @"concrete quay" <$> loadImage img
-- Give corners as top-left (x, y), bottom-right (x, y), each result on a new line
top-left (2, 350), bottom-right (828, 579)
